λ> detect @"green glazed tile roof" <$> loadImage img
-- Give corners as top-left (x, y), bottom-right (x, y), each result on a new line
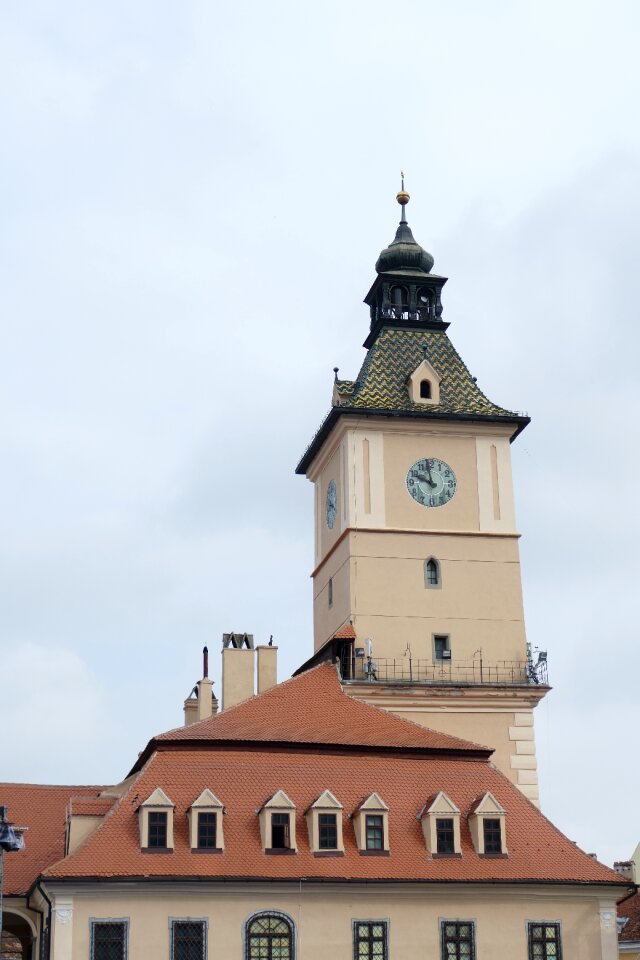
top-left (296, 325), bottom-right (529, 473)
top-left (335, 327), bottom-right (516, 417)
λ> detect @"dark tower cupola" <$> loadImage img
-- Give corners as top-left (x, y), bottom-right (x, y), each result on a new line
top-left (364, 177), bottom-right (447, 349)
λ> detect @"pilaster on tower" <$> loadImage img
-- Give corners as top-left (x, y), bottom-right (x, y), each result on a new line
top-left (295, 182), bottom-right (549, 806)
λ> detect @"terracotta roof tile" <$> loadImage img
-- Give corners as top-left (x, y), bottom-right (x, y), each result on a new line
top-left (619, 892), bottom-right (640, 942)
top-left (148, 663), bottom-right (487, 757)
top-left (69, 796), bottom-right (117, 816)
top-left (333, 624), bottom-right (356, 640)
top-left (44, 749), bottom-right (626, 886)
top-left (0, 783), bottom-right (105, 894)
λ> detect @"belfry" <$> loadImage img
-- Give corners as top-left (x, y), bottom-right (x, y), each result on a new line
top-left (296, 182), bottom-right (549, 805)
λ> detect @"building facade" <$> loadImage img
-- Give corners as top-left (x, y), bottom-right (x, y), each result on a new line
top-left (295, 186), bottom-right (548, 805)
top-left (1, 188), bottom-right (633, 960)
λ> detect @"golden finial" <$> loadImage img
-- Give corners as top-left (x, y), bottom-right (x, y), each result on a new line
top-left (396, 170), bottom-right (410, 207)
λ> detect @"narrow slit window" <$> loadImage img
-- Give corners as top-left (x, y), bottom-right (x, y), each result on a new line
top-left (420, 379), bottom-right (431, 399)
top-left (148, 811), bottom-right (168, 848)
top-left (271, 813), bottom-right (291, 849)
top-left (328, 577), bottom-right (333, 607)
top-left (425, 558), bottom-right (440, 587)
top-left (483, 818), bottom-right (502, 853)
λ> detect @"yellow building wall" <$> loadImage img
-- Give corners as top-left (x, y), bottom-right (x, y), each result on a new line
top-left (55, 884), bottom-right (620, 960)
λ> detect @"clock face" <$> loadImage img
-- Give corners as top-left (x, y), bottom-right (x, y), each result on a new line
top-left (406, 458), bottom-right (457, 508)
top-left (326, 479), bottom-right (337, 529)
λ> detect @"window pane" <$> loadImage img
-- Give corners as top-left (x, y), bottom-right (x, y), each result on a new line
top-left (172, 921), bottom-right (205, 960)
top-left (436, 818), bottom-right (455, 854)
top-left (528, 922), bottom-right (561, 960)
top-left (197, 812), bottom-right (217, 848)
top-left (271, 813), bottom-right (290, 849)
top-left (440, 920), bottom-right (475, 960)
top-left (483, 818), bottom-right (502, 853)
top-left (247, 914), bottom-right (292, 960)
top-left (353, 921), bottom-right (387, 960)
top-left (319, 813), bottom-right (338, 849)
top-left (365, 815), bottom-right (384, 850)
top-left (148, 811), bottom-right (167, 848)
top-left (92, 922), bottom-right (127, 960)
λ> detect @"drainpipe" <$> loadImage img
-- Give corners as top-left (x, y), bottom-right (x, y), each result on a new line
top-left (35, 881), bottom-right (52, 960)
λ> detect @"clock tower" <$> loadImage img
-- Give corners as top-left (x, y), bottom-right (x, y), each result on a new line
top-left (295, 184), bottom-right (549, 805)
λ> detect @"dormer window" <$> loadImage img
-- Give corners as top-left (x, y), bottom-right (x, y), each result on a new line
top-left (365, 814), bottom-right (384, 850)
top-left (138, 787), bottom-right (174, 852)
top-left (148, 811), bottom-right (167, 848)
top-left (420, 791), bottom-right (461, 856)
top-left (271, 813), bottom-right (291, 849)
top-left (259, 790), bottom-right (297, 853)
top-left (306, 789), bottom-right (344, 854)
top-left (483, 817), bottom-right (502, 854)
top-left (352, 793), bottom-right (389, 854)
top-left (407, 358), bottom-right (440, 405)
top-left (469, 792), bottom-right (507, 856)
top-left (188, 789), bottom-right (224, 852)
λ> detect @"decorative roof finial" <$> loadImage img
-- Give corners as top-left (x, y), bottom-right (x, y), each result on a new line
top-left (396, 171), bottom-right (410, 223)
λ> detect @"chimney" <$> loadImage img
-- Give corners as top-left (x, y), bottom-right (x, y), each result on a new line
top-left (221, 632), bottom-right (255, 710)
top-left (614, 861), bottom-right (634, 881)
top-left (257, 642), bottom-right (278, 694)
top-left (183, 646), bottom-right (219, 726)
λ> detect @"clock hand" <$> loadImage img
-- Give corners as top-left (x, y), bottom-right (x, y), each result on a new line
top-left (415, 470), bottom-right (436, 488)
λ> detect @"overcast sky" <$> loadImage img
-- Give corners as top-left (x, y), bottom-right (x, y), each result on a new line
top-left (1, 0), bottom-right (639, 867)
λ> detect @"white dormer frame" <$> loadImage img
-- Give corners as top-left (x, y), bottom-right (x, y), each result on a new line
top-left (138, 787), bottom-right (175, 850)
top-left (188, 789), bottom-right (224, 851)
top-left (407, 358), bottom-right (441, 405)
top-left (305, 789), bottom-right (344, 853)
top-left (259, 790), bottom-right (297, 852)
top-left (419, 791), bottom-right (461, 855)
top-left (468, 791), bottom-right (508, 855)
top-left (352, 792), bottom-right (389, 852)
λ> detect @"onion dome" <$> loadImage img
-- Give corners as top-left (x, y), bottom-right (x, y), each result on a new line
top-left (375, 178), bottom-right (434, 275)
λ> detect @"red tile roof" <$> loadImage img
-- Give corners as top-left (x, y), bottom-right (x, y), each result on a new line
top-left (333, 624), bottom-right (356, 639)
top-left (140, 663), bottom-right (488, 767)
top-left (0, 784), bottom-right (105, 895)
top-left (619, 892), bottom-right (640, 942)
top-left (68, 796), bottom-right (117, 817)
top-left (44, 748), bottom-right (627, 886)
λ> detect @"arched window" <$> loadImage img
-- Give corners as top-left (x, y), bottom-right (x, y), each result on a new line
top-left (420, 379), bottom-right (431, 399)
top-left (390, 284), bottom-right (408, 307)
top-left (246, 913), bottom-right (294, 960)
top-left (424, 557), bottom-right (440, 588)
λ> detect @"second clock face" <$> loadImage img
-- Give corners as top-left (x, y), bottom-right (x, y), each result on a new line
top-left (406, 458), bottom-right (457, 508)
top-left (326, 479), bottom-right (337, 529)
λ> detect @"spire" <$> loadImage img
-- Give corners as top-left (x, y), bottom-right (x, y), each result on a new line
top-left (375, 174), bottom-right (434, 275)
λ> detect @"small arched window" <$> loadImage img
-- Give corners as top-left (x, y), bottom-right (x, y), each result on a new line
top-left (246, 912), bottom-right (294, 960)
top-left (424, 557), bottom-right (440, 588)
top-left (420, 379), bottom-right (431, 399)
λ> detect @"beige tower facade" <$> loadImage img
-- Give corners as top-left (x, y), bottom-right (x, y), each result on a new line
top-left (296, 190), bottom-right (549, 805)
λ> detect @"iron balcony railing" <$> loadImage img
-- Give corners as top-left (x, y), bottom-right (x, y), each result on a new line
top-left (379, 304), bottom-right (432, 322)
top-left (342, 655), bottom-right (548, 687)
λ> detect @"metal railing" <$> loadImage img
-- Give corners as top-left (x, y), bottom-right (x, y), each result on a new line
top-left (343, 655), bottom-right (548, 687)
top-left (379, 304), bottom-right (432, 322)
